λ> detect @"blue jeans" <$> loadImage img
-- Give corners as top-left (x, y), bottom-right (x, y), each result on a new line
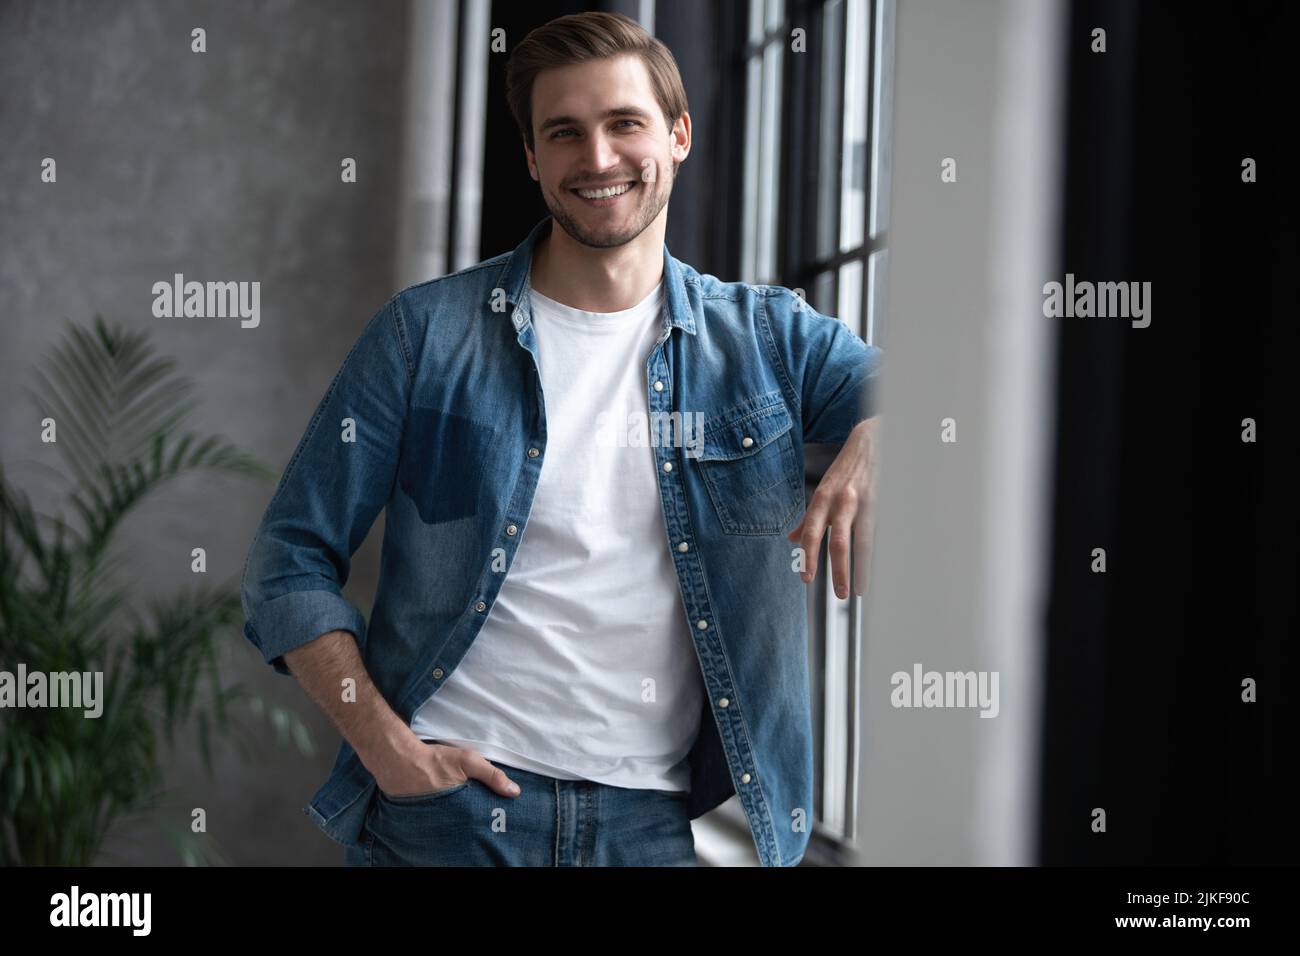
top-left (343, 764), bottom-right (698, 866)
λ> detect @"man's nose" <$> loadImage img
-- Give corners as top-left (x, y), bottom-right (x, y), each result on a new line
top-left (580, 130), bottom-right (621, 177)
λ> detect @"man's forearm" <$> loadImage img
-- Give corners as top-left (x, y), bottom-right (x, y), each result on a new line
top-left (282, 629), bottom-right (419, 778)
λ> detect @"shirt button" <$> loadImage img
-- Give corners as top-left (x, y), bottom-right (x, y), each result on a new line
top-left (676, 541), bottom-right (689, 552)
top-left (653, 380), bottom-right (664, 392)
top-left (741, 436), bottom-right (754, 448)
top-left (475, 601), bottom-right (487, 612)
top-left (663, 461), bottom-right (673, 473)
top-left (527, 447), bottom-right (540, 458)
top-left (506, 524), bottom-right (518, 535)
top-left (740, 773), bottom-right (751, 784)
top-left (432, 667), bottom-right (444, 679)
top-left (718, 697), bottom-right (729, 708)
top-left (697, 619), bottom-right (708, 630)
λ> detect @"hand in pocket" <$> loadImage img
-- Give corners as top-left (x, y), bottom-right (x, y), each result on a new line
top-left (373, 739), bottom-right (521, 800)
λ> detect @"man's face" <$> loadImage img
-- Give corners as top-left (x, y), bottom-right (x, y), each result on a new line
top-left (525, 54), bottom-right (689, 249)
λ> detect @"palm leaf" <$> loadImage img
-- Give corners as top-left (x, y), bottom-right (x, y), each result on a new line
top-left (0, 314), bottom-right (305, 865)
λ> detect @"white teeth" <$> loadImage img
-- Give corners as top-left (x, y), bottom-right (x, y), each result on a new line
top-left (576, 182), bottom-right (633, 199)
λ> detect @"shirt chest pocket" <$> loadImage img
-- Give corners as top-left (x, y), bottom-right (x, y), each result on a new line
top-left (693, 394), bottom-right (803, 535)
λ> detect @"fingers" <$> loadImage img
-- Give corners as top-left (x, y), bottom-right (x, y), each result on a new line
top-left (791, 488), bottom-right (858, 596)
top-left (460, 748), bottom-right (521, 797)
top-left (790, 498), bottom-right (830, 583)
top-left (827, 487), bottom-right (859, 599)
top-left (829, 521), bottom-right (852, 599)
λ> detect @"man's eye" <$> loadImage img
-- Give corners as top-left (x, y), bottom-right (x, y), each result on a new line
top-left (551, 120), bottom-right (638, 140)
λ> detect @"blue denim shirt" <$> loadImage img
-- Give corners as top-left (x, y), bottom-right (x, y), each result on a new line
top-left (240, 215), bottom-right (883, 866)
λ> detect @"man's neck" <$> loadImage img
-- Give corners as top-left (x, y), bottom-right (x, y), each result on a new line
top-left (529, 216), bottom-right (666, 313)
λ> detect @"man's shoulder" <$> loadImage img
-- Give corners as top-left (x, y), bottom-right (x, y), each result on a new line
top-left (377, 253), bottom-right (515, 344)
top-left (682, 267), bottom-right (811, 319)
top-left (392, 252), bottom-right (512, 306)
top-left (672, 259), bottom-right (800, 305)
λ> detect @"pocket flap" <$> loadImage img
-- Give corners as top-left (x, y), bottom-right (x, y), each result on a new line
top-left (697, 393), bottom-right (793, 462)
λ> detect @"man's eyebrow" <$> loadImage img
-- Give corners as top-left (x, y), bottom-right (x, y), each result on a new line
top-left (538, 106), bottom-right (654, 133)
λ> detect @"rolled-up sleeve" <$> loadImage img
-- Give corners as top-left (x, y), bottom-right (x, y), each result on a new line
top-left (240, 295), bottom-right (414, 676)
top-left (762, 288), bottom-right (883, 445)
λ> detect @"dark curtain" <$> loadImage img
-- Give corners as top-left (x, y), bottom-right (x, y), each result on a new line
top-left (1039, 0), bottom-right (1298, 864)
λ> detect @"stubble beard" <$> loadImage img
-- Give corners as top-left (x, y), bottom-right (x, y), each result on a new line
top-left (543, 168), bottom-right (673, 250)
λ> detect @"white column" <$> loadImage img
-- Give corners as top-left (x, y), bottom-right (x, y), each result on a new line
top-left (394, 0), bottom-right (459, 289)
top-left (852, 0), bottom-right (1064, 866)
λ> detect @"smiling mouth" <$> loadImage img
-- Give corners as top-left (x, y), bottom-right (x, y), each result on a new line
top-left (569, 180), bottom-right (639, 202)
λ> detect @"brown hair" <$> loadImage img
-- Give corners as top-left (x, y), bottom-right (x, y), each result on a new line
top-left (505, 12), bottom-right (689, 153)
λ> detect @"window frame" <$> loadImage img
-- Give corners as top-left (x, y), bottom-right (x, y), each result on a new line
top-left (726, 0), bottom-right (895, 860)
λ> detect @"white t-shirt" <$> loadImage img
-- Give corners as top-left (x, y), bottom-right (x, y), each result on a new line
top-left (408, 275), bottom-right (704, 792)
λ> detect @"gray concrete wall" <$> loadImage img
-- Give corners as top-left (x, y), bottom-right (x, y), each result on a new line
top-left (0, 0), bottom-right (409, 864)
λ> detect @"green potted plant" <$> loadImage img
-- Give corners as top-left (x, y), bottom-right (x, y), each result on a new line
top-left (0, 315), bottom-right (314, 865)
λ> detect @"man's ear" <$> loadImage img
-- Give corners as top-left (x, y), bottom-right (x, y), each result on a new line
top-left (670, 111), bottom-right (692, 166)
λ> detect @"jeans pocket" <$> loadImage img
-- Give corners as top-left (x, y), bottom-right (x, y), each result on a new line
top-left (365, 778), bottom-right (476, 866)
top-left (376, 779), bottom-right (471, 804)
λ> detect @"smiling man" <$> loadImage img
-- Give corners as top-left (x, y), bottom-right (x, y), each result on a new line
top-left (240, 11), bottom-right (883, 868)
